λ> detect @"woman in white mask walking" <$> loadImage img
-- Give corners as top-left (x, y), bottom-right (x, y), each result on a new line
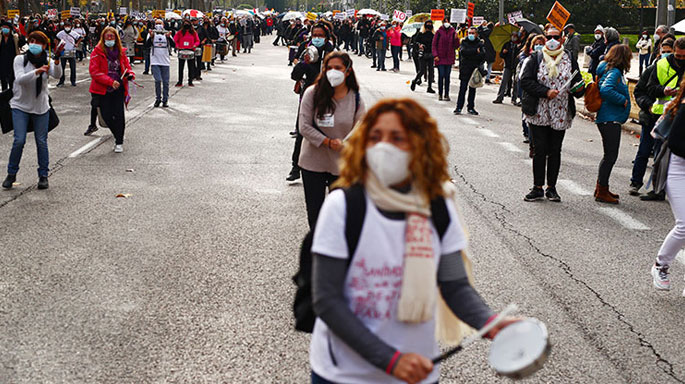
top-left (298, 51), bottom-right (365, 229)
top-left (520, 25), bottom-right (585, 203)
top-left (309, 98), bottom-right (518, 384)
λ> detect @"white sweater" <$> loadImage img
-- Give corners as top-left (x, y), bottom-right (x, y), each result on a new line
top-left (10, 55), bottom-right (62, 115)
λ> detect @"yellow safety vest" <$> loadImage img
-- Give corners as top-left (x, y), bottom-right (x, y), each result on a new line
top-left (651, 57), bottom-right (680, 115)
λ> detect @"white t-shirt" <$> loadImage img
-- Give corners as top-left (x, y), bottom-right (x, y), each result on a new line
top-left (56, 30), bottom-right (81, 51)
top-left (310, 189), bottom-right (468, 384)
top-left (149, 33), bottom-right (170, 66)
top-left (216, 25), bottom-right (229, 39)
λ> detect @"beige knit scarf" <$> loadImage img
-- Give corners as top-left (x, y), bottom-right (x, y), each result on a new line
top-left (542, 45), bottom-right (564, 79)
top-left (365, 174), bottom-right (475, 345)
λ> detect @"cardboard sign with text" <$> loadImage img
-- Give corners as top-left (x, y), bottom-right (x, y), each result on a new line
top-left (7, 10), bottom-right (20, 18)
top-left (405, 10), bottom-right (412, 17)
top-left (47, 9), bottom-right (58, 19)
top-left (392, 10), bottom-right (407, 23)
top-left (467, 2), bottom-right (475, 18)
top-left (430, 9), bottom-right (445, 21)
top-left (472, 16), bottom-right (485, 26)
top-left (60, 10), bottom-right (71, 19)
top-left (70, 7), bottom-right (81, 17)
top-left (346, 9), bottom-right (356, 18)
top-left (507, 10), bottom-right (522, 24)
top-left (450, 8), bottom-right (466, 24)
top-left (119, 7), bottom-right (128, 16)
top-left (546, 1), bottom-right (570, 31)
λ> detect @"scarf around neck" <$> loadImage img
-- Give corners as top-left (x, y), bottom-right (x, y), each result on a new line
top-left (24, 51), bottom-right (48, 98)
top-left (542, 46), bottom-right (564, 78)
top-left (365, 173), bottom-right (476, 345)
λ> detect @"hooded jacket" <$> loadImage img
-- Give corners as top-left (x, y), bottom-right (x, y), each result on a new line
top-left (432, 26), bottom-right (459, 66)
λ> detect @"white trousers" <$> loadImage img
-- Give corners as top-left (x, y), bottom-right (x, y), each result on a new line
top-left (657, 153), bottom-right (685, 266)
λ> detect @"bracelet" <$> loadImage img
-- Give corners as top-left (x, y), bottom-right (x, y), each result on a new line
top-left (386, 351), bottom-right (401, 374)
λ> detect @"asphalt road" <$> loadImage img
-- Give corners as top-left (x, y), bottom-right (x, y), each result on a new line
top-left (0, 37), bottom-right (683, 383)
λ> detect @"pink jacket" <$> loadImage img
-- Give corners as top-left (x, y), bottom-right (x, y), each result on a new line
top-left (388, 27), bottom-right (402, 47)
top-left (173, 29), bottom-right (200, 50)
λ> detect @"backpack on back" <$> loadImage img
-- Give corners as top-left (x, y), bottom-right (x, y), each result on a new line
top-left (292, 184), bottom-right (451, 333)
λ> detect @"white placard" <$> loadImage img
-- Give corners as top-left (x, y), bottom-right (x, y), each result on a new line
top-left (405, 10), bottom-right (412, 17)
top-left (392, 10), bottom-right (406, 22)
top-left (472, 16), bottom-right (485, 25)
top-left (380, 13), bottom-right (389, 21)
top-left (119, 7), bottom-right (127, 15)
top-left (450, 8), bottom-right (466, 24)
top-left (47, 8), bottom-right (58, 19)
top-left (335, 12), bottom-right (345, 20)
top-left (507, 10), bottom-right (523, 24)
top-left (70, 7), bottom-right (80, 16)
top-left (346, 9), bottom-right (355, 17)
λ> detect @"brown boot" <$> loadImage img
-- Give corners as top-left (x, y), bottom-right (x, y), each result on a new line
top-left (595, 181), bottom-right (619, 199)
top-left (596, 184), bottom-right (619, 204)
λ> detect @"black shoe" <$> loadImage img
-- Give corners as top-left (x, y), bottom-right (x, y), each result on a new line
top-left (439, 95), bottom-right (443, 101)
top-left (485, 79), bottom-right (492, 84)
top-left (286, 167), bottom-right (301, 182)
top-left (154, 100), bottom-right (161, 108)
top-left (381, 68), bottom-right (387, 71)
top-left (523, 135), bottom-right (530, 144)
top-left (188, 82), bottom-right (194, 87)
top-left (629, 182), bottom-right (642, 196)
top-left (289, 131), bottom-right (297, 137)
top-left (196, 76), bottom-right (203, 81)
top-left (143, 71), bottom-right (149, 75)
top-left (2, 174), bottom-right (16, 189)
top-left (467, 109), bottom-right (479, 115)
top-left (513, 101), bottom-right (522, 107)
top-left (85, 123), bottom-right (99, 135)
top-left (443, 96), bottom-right (450, 101)
top-left (416, 79), bottom-right (422, 85)
top-left (426, 88), bottom-right (435, 94)
top-left (545, 187), bottom-right (561, 202)
top-left (453, 109), bottom-right (462, 115)
top-left (410, 81), bottom-right (416, 91)
top-left (640, 191), bottom-right (665, 201)
top-left (56, 82), bottom-right (64, 87)
top-left (524, 187), bottom-right (545, 202)
top-left (162, 102), bottom-right (169, 108)
top-left (492, 99), bottom-right (503, 104)
top-left (371, 65), bottom-right (376, 68)
top-left (37, 176), bottom-right (48, 190)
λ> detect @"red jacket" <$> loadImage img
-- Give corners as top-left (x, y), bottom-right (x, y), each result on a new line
top-left (88, 45), bottom-right (134, 98)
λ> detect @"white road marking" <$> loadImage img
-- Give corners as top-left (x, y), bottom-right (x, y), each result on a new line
top-left (69, 137), bottom-right (106, 158)
top-left (477, 128), bottom-right (500, 138)
top-left (498, 142), bottom-right (524, 153)
top-left (257, 189), bottom-right (282, 195)
top-left (461, 117), bottom-right (478, 125)
top-left (557, 179), bottom-right (593, 196)
top-left (596, 207), bottom-right (650, 231)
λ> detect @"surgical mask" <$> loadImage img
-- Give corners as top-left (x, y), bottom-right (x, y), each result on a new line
top-left (366, 142), bottom-right (411, 187)
top-left (155, 24), bottom-right (163, 30)
top-left (444, 22), bottom-right (451, 29)
top-left (28, 43), bottom-right (43, 55)
top-left (468, 34), bottom-right (475, 41)
top-left (104, 39), bottom-right (115, 47)
top-left (654, 33), bottom-right (660, 42)
top-left (60, 22), bottom-right (64, 26)
top-left (642, 34), bottom-right (648, 39)
top-left (326, 69), bottom-right (345, 87)
top-left (220, 23), bottom-right (225, 27)
top-left (1, 28), bottom-right (9, 35)
top-left (380, 26), bottom-right (386, 30)
top-left (311, 37), bottom-right (325, 47)
top-left (534, 44), bottom-right (543, 52)
top-left (546, 38), bottom-right (561, 50)
top-left (662, 52), bottom-right (672, 59)
top-left (65, 27), bottom-right (71, 32)
top-left (594, 33), bottom-right (602, 40)
top-left (110, 21), bottom-right (116, 25)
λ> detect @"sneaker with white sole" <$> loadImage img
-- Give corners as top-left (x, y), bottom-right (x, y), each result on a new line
top-left (114, 145), bottom-right (123, 153)
top-left (651, 264), bottom-right (671, 290)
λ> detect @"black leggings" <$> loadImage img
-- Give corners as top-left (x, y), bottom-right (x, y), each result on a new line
top-left (178, 58), bottom-right (195, 84)
top-left (529, 124), bottom-right (566, 188)
top-left (597, 122), bottom-right (622, 187)
top-left (93, 88), bottom-right (126, 144)
top-left (301, 169), bottom-right (338, 230)
top-left (413, 58), bottom-right (434, 85)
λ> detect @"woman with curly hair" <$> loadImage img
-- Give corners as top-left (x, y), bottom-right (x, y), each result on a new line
top-left (309, 99), bottom-right (517, 384)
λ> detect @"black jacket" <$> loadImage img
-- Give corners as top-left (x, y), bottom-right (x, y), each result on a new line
top-left (587, 39), bottom-right (606, 76)
top-left (670, 104), bottom-right (685, 158)
top-left (413, 31), bottom-right (434, 60)
top-left (500, 40), bottom-right (520, 69)
top-left (477, 26), bottom-right (495, 63)
top-left (633, 63), bottom-right (657, 126)
top-left (520, 50), bottom-right (585, 117)
top-left (458, 38), bottom-right (485, 80)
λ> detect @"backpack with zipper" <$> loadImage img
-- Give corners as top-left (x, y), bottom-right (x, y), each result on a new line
top-left (292, 184), bottom-right (451, 333)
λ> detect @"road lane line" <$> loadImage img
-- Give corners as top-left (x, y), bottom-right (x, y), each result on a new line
top-left (558, 179), bottom-right (593, 196)
top-left (461, 117), bottom-right (478, 125)
top-left (69, 137), bottom-right (106, 158)
top-left (498, 142), bottom-right (524, 153)
top-left (477, 128), bottom-right (500, 138)
top-left (596, 207), bottom-right (650, 230)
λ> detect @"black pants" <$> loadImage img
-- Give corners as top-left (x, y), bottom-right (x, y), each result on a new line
top-left (456, 77), bottom-right (476, 110)
top-left (1, 74), bottom-right (14, 90)
top-left (597, 122), bottom-right (622, 186)
top-left (302, 169), bottom-right (338, 229)
top-left (59, 57), bottom-right (76, 85)
top-left (90, 93), bottom-right (97, 127)
top-left (195, 55), bottom-right (204, 75)
top-left (414, 58), bottom-right (434, 86)
top-left (178, 58), bottom-right (195, 85)
top-left (94, 88), bottom-right (126, 145)
top-left (530, 124), bottom-right (566, 187)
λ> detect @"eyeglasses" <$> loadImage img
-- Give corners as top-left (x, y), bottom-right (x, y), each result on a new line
top-left (546, 35), bottom-right (561, 41)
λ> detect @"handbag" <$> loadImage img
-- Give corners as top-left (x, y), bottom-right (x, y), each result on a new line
top-left (0, 91), bottom-right (59, 134)
top-left (469, 67), bottom-right (485, 89)
top-left (650, 139), bottom-right (671, 194)
top-left (652, 109), bottom-right (675, 140)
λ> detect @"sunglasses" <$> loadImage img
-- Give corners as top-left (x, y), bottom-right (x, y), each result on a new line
top-left (546, 35), bottom-right (561, 41)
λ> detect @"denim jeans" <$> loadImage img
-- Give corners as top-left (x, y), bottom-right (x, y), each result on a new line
top-left (8, 109), bottom-right (49, 177)
top-left (144, 51), bottom-right (151, 73)
top-left (639, 53), bottom-right (650, 75)
top-left (376, 49), bottom-right (386, 70)
top-left (391, 45), bottom-right (401, 69)
top-left (358, 36), bottom-right (365, 54)
top-left (436, 64), bottom-right (452, 97)
top-left (631, 120), bottom-right (656, 186)
top-left (151, 65), bottom-right (170, 103)
top-left (486, 62), bottom-right (493, 81)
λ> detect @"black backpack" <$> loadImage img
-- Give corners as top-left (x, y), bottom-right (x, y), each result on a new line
top-left (292, 184), bottom-right (451, 333)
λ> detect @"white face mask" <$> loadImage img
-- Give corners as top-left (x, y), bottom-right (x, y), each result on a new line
top-left (545, 38), bottom-right (561, 51)
top-left (594, 33), bottom-right (602, 40)
top-left (326, 69), bottom-right (345, 87)
top-left (444, 22), bottom-right (451, 29)
top-left (155, 24), bottom-right (164, 30)
top-left (366, 142), bottom-right (411, 187)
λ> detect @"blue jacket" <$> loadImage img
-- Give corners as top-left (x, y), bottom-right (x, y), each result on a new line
top-left (596, 61), bottom-right (631, 124)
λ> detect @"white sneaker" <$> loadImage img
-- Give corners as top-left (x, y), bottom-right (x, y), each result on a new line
top-left (114, 145), bottom-right (123, 153)
top-left (651, 264), bottom-right (671, 291)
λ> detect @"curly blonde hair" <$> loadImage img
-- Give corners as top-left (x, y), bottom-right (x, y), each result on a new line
top-left (334, 98), bottom-right (451, 200)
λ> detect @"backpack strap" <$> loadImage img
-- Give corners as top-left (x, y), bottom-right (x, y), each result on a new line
top-left (343, 184), bottom-right (366, 265)
top-left (354, 91), bottom-right (360, 116)
top-left (430, 196), bottom-right (451, 241)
